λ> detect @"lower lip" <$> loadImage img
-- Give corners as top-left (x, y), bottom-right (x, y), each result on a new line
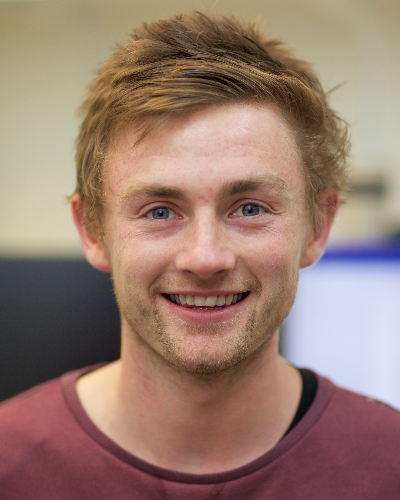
top-left (161, 295), bottom-right (248, 323)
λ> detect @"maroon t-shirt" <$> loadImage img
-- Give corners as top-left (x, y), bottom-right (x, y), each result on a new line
top-left (1, 365), bottom-right (400, 499)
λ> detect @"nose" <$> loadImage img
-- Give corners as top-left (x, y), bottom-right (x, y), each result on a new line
top-left (174, 213), bottom-right (236, 280)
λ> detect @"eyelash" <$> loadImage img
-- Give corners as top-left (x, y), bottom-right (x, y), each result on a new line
top-left (144, 201), bottom-right (268, 220)
top-left (144, 206), bottom-right (178, 220)
top-left (231, 203), bottom-right (266, 217)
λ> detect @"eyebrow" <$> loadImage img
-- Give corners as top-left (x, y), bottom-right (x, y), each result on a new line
top-left (222, 176), bottom-right (288, 197)
top-left (120, 175), bottom-right (288, 205)
top-left (120, 185), bottom-right (187, 205)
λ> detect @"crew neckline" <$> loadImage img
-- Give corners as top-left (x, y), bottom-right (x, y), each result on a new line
top-left (61, 363), bottom-right (334, 484)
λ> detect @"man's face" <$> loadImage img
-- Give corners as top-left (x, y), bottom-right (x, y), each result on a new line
top-left (95, 104), bottom-right (318, 374)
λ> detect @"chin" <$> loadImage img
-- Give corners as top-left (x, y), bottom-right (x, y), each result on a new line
top-left (156, 320), bottom-right (275, 377)
top-left (163, 349), bottom-right (248, 376)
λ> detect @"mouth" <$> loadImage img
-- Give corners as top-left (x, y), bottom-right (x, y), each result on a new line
top-left (164, 292), bottom-right (249, 310)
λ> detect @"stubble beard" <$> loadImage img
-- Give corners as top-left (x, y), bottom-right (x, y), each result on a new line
top-left (114, 272), bottom-right (299, 377)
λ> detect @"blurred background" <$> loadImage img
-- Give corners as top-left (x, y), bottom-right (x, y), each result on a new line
top-left (1, 0), bottom-right (399, 404)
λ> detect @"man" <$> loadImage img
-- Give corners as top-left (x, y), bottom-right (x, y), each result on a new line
top-left (1, 11), bottom-right (400, 499)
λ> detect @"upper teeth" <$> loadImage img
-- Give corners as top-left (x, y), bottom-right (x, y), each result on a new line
top-left (169, 293), bottom-right (243, 307)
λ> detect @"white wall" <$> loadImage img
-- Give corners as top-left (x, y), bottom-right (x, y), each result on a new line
top-left (283, 257), bottom-right (400, 409)
top-left (1, 0), bottom-right (399, 257)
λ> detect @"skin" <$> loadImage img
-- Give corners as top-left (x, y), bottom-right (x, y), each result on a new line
top-left (72, 103), bottom-right (338, 473)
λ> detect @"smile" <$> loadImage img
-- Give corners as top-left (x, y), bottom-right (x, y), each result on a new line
top-left (166, 293), bottom-right (248, 309)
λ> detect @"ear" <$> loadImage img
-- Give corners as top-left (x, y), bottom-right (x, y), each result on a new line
top-left (300, 190), bottom-right (340, 269)
top-left (71, 194), bottom-right (111, 272)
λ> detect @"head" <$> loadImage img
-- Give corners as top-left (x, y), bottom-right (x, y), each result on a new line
top-left (73, 11), bottom-right (349, 238)
top-left (71, 12), bottom-right (350, 376)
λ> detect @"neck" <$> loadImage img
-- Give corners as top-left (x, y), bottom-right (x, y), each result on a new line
top-left (77, 332), bottom-right (301, 474)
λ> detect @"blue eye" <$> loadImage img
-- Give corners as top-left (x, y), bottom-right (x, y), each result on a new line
top-left (238, 204), bottom-right (262, 216)
top-left (150, 207), bottom-right (171, 219)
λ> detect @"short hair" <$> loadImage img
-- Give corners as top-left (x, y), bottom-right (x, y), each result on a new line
top-left (74, 11), bottom-right (349, 234)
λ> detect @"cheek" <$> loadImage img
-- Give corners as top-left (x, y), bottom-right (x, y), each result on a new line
top-left (243, 225), bottom-right (304, 275)
top-left (108, 228), bottom-right (177, 286)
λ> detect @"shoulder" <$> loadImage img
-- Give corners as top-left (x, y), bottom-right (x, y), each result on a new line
top-left (325, 377), bottom-right (400, 430)
top-left (0, 364), bottom-right (104, 430)
top-left (0, 377), bottom-right (65, 432)
top-left (0, 377), bottom-right (66, 486)
top-left (0, 368), bottom-right (91, 476)
top-left (264, 374), bottom-right (400, 498)
top-left (0, 366), bottom-right (117, 499)
top-left (307, 374), bottom-right (400, 461)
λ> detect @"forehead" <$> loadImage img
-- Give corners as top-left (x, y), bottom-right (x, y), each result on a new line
top-left (106, 103), bottom-right (304, 200)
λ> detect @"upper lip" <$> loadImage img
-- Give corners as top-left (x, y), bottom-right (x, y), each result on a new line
top-left (164, 291), bottom-right (247, 296)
